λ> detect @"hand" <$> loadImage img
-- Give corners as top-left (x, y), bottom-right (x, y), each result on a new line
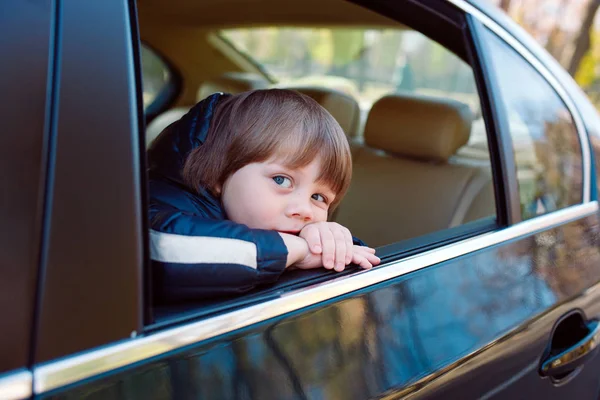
top-left (299, 222), bottom-right (380, 271)
top-left (279, 232), bottom-right (325, 271)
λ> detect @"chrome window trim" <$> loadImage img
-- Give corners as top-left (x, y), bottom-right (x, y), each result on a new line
top-left (33, 201), bottom-right (599, 394)
top-left (450, 0), bottom-right (592, 203)
top-left (0, 369), bottom-right (32, 400)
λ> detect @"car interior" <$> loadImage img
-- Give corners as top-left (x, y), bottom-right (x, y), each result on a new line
top-left (136, 0), bottom-right (498, 325)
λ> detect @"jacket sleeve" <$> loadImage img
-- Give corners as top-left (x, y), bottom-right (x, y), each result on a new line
top-left (149, 202), bottom-right (289, 303)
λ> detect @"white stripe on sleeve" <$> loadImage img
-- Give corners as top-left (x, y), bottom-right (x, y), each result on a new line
top-left (149, 229), bottom-right (258, 269)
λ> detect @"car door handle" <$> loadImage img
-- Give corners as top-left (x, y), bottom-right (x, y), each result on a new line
top-left (540, 319), bottom-right (600, 379)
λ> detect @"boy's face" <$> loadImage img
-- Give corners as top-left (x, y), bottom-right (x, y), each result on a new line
top-left (218, 157), bottom-right (335, 233)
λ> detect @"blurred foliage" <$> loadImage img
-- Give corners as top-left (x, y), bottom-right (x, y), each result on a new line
top-left (492, 0), bottom-right (600, 110)
top-left (330, 29), bottom-right (364, 67)
top-left (575, 30), bottom-right (600, 87)
top-left (220, 28), bottom-right (478, 110)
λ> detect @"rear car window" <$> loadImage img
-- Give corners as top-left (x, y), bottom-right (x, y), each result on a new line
top-left (141, 45), bottom-right (175, 114)
top-left (481, 28), bottom-right (583, 220)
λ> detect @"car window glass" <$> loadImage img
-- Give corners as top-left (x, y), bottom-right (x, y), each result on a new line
top-left (141, 45), bottom-right (173, 113)
top-left (482, 28), bottom-right (583, 219)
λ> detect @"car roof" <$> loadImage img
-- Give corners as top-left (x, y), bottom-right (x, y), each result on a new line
top-left (137, 0), bottom-right (404, 28)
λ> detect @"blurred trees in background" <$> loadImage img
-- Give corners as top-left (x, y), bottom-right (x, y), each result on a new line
top-left (221, 28), bottom-right (478, 110)
top-left (220, 1), bottom-right (600, 111)
top-left (143, 1), bottom-right (600, 112)
top-left (494, 0), bottom-right (600, 108)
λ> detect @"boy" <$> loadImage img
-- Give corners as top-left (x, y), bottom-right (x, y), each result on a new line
top-left (148, 89), bottom-right (380, 303)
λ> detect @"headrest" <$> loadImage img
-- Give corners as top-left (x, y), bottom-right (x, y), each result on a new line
top-left (197, 72), bottom-right (268, 101)
top-left (147, 92), bottom-right (230, 186)
top-left (288, 87), bottom-right (360, 138)
top-left (364, 94), bottom-right (473, 162)
top-left (145, 107), bottom-right (189, 149)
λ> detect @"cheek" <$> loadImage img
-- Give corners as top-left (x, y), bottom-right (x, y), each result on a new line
top-left (314, 206), bottom-right (329, 222)
top-left (222, 180), bottom-right (280, 226)
top-left (248, 189), bottom-right (283, 218)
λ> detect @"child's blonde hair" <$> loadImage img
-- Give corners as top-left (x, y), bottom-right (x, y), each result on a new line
top-left (183, 89), bottom-right (352, 210)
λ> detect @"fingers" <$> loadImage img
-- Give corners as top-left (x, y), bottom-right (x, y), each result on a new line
top-left (361, 247), bottom-right (381, 266)
top-left (303, 225), bottom-right (322, 255)
top-left (351, 246), bottom-right (381, 270)
top-left (342, 227), bottom-right (353, 265)
top-left (351, 253), bottom-right (373, 270)
top-left (299, 222), bottom-right (380, 273)
top-left (323, 223), bottom-right (352, 272)
top-left (333, 228), bottom-right (347, 272)
top-left (320, 227), bottom-right (336, 270)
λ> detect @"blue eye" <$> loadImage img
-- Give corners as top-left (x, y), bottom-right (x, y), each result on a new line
top-left (312, 193), bottom-right (326, 203)
top-left (273, 176), bottom-right (292, 188)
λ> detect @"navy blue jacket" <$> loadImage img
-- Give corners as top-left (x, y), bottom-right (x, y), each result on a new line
top-left (148, 93), bottom-right (289, 303)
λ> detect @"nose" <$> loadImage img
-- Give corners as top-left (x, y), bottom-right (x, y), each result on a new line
top-left (286, 195), bottom-right (314, 222)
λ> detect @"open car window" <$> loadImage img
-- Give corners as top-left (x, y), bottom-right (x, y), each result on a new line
top-left (141, 4), bottom-right (500, 327)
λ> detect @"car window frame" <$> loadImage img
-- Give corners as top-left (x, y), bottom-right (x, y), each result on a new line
top-left (465, 15), bottom-right (519, 226)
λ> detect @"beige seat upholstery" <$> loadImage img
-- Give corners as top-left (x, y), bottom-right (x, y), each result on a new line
top-left (146, 72), bottom-right (269, 148)
top-left (145, 107), bottom-right (189, 148)
top-left (196, 72), bottom-right (269, 101)
top-left (333, 94), bottom-right (495, 247)
top-left (147, 74), bottom-right (362, 148)
top-left (283, 87), bottom-right (361, 139)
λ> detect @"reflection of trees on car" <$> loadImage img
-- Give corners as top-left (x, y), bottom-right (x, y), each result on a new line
top-left (106, 217), bottom-right (600, 400)
top-left (517, 103), bottom-right (582, 219)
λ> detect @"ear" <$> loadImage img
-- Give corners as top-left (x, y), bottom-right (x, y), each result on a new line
top-left (213, 183), bottom-right (222, 195)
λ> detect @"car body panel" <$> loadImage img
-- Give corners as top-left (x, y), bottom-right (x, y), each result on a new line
top-left (0, 0), bottom-right (53, 377)
top-left (37, 213), bottom-right (600, 399)
top-left (24, 0), bottom-right (144, 368)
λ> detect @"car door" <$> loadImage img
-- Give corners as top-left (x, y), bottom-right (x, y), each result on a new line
top-left (27, 0), bottom-right (600, 399)
top-left (0, 1), bottom-right (54, 399)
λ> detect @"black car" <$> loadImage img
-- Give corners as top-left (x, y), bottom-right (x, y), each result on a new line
top-left (3, 0), bottom-right (600, 398)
